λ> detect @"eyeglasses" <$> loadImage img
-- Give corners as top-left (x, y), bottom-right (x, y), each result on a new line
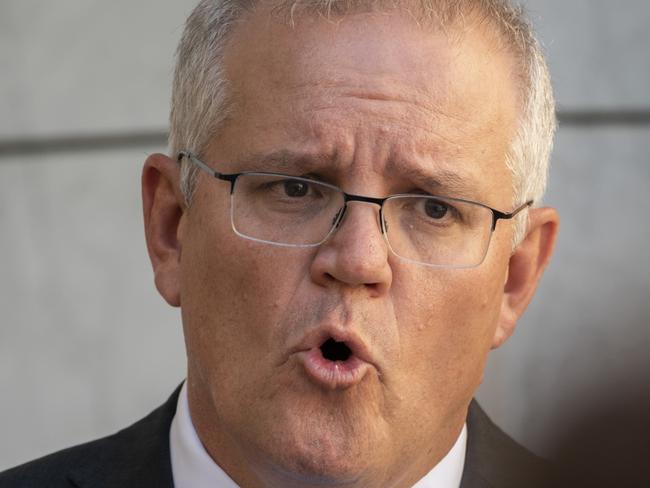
top-left (178, 151), bottom-right (532, 268)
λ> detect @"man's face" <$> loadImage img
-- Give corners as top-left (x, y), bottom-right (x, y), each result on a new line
top-left (179, 7), bottom-right (519, 486)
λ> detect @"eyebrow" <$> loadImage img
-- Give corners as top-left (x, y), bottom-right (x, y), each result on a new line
top-left (233, 150), bottom-right (480, 199)
top-left (234, 150), bottom-right (332, 175)
top-left (396, 164), bottom-right (480, 199)
top-left (380, 151), bottom-right (485, 200)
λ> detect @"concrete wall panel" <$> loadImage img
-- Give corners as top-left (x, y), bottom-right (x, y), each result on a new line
top-left (524, 0), bottom-right (650, 109)
top-left (2, 1), bottom-right (649, 140)
top-left (0, 0), bottom-right (195, 138)
top-left (0, 147), bottom-right (185, 469)
top-left (478, 125), bottom-right (650, 456)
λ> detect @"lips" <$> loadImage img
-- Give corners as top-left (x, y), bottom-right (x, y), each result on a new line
top-left (293, 328), bottom-right (377, 390)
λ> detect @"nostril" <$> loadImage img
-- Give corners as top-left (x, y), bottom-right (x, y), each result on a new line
top-left (320, 338), bottom-right (352, 362)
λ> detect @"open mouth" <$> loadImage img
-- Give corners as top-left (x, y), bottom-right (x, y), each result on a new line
top-left (297, 336), bottom-right (371, 389)
top-left (320, 338), bottom-right (352, 362)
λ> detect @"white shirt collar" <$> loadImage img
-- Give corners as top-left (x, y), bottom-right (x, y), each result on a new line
top-left (170, 381), bottom-right (467, 488)
top-left (412, 422), bottom-right (467, 488)
top-left (170, 382), bottom-right (239, 488)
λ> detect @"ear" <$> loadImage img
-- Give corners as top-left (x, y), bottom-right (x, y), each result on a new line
top-left (142, 153), bottom-right (185, 307)
top-left (492, 207), bottom-right (559, 348)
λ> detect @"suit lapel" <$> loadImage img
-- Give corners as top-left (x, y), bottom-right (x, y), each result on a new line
top-left (67, 385), bottom-right (182, 488)
top-left (460, 400), bottom-right (551, 488)
top-left (460, 400), bottom-right (496, 488)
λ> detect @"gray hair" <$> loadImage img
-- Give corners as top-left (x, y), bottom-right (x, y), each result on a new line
top-left (169, 0), bottom-right (556, 246)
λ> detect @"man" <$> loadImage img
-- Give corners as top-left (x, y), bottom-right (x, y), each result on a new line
top-left (0, 0), bottom-right (559, 486)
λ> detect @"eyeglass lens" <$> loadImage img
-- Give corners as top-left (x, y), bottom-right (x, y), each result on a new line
top-left (230, 173), bottom-right (495, 267)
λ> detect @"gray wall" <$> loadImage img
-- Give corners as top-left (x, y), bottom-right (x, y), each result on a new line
top-left (1, 0), bottom-right (649, 472)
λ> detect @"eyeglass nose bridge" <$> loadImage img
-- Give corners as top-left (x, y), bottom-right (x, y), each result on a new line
top-left (331, 193), bottom-right (389, 235)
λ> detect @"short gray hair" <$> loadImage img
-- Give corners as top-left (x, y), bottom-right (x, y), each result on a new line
top-left (169, 0), bottom-right (556, 245)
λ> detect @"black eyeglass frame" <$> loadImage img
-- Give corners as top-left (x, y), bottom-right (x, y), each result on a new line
top-left (178, 151), bottom-right (533, 234)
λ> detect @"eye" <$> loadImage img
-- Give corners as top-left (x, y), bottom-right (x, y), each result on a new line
top-left (424, 199), bottom-right (449, 219)
top-left (283, 179), bottom-right (310, 197)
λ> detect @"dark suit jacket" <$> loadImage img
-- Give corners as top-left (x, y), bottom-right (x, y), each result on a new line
top-left (0, 386), bottom-right (553, 487)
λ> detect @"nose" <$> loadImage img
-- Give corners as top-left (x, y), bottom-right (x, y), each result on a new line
top-left (310, 201), bottom-right (393, 296)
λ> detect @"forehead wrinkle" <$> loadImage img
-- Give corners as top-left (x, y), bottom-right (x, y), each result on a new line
top-left (302, 102), bottom-right (470, 157)
top-left (286, 69), bottom-right (468, 128)
top-left (220, 8), bottom-right (518, 205)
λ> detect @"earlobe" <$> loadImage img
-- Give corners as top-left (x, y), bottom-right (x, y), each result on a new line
top-left (492, 207), bottom-right (559, 349)
top-left (142, 153), bottom-right (185, 307)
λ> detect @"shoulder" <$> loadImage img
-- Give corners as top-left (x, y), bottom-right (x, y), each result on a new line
top-left (0, 433), bottom-right (124, 488)
top-left (0, 386), bottom-right (181, 488)
top-left (461, 400), bottom-right (557, 488)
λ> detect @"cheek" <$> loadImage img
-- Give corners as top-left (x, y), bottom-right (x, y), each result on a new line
top-left (392, 263), bottom-right (505, 397)
top-left (179, 201), bottom-right (313, 382)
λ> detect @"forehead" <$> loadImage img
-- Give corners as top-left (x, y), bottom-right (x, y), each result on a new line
top-left (216, 6), bottom-right (519, 202)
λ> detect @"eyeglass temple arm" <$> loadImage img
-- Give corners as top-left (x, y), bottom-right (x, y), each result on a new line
top-left (490, 200), bottom-right (534, 230)
top-left (177, 150), bottom-right (535, 229)
top-left (177, 151), bottom-right (238, 186)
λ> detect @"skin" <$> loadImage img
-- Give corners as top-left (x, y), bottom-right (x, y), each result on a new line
top-left (142, 7), bottom-right (559, 488)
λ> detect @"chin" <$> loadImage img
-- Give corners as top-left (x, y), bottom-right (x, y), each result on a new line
top-left (269, 464), bottom-right (363, 487)
top-left (260, 394), bottom-right (384, 484)
top-left (268, 439), bottom-right (367, 486)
